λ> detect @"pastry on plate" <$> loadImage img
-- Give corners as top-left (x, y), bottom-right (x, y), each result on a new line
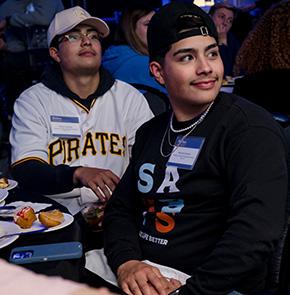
top-left (14, 206), bottom-right (37, 228)
top-left (38, 209), bottom-right (64, 228)
top-left (0, 177), bottom-right (9, 189)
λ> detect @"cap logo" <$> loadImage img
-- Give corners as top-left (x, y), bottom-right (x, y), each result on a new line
top-left (74, 9), bottom-right (87, 20)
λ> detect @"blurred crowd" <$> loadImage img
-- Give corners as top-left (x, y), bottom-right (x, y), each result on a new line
top-left (0, 0), bottom-right (289, 294)
top-left (0, 0), bottom-right (287, 150)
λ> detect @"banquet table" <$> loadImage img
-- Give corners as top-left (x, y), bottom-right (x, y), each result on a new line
top-left (0, 187), bottom-right (85, 281)
top-left (0, 185), bottom-right (124, 294)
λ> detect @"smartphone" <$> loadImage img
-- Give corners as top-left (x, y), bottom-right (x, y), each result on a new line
top-left (9, 241), bottom-right (83, 264)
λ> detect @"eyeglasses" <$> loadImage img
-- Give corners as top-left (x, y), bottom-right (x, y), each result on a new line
top-left (58, 31), bottom-right (102, 43)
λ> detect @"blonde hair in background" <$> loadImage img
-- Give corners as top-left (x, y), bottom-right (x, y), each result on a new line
top-left (117, 7), bottom-right (154, 55)
top-left (233, 0), bottom-right (290, 76)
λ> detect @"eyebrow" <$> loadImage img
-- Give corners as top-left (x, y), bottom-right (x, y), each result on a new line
top-left (173, 42), bottom-right (218, 56)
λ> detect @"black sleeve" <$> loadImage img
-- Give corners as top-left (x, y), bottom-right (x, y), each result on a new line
top-left (182, 126), bottom-right (288, 294)
top-left (11, 160), bottom-right (79, 195)
top-left (103, 161), bottom-right (143, 273)
top-left (103, 126), bottom-right (150, 273)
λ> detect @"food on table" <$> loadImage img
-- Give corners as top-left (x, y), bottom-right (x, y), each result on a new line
top-left (14, 206), bottom-right (37, 228)
top-left (38, 209), bottom-right (64, 227)
top-left (0, 177), bottom-right (9, 189)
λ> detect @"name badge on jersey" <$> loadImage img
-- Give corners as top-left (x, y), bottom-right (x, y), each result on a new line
top-left (167, 136), bottom-right (205, 170)
top-left (51, 115), bottom-right (81, 138)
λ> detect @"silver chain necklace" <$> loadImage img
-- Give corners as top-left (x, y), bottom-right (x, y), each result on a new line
top-left (160, 101), bottom-right (214, 157)
top-left (170, 101), bottom-right (214, 133)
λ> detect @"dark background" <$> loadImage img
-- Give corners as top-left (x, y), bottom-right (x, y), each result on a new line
top-left (62, 0), bottom-right (163, 17)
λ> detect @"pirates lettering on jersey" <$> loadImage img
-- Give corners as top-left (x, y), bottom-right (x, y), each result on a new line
top-left (48, 131), bottom-right (126, 165)
top-left (138, 163), bottom-right (184, 236)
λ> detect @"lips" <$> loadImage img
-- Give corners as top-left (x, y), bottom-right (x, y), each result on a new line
top-left (192, 79), bottom-right (217, 89)
top-left (79, 50), bottom-right (96, 56)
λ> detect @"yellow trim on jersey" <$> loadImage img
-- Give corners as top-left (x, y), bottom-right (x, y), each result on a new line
top-left (90, 98), bottom-right (96, 109)
top-left (110, 133), bottom-right (123, 156)
top-left (82, 132), bottom-right (97, 156)
top-left (95, 132), bottom-right (109, 155)
top-left (67, 138), bottom-right (80, 162)
top-left (11, 157), bottom-right (48, 167)
top-left (71, 99), bottom-right (90, 113)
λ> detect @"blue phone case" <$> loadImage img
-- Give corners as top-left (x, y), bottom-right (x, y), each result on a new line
top-left (9, 241), bottom-right (83, 264)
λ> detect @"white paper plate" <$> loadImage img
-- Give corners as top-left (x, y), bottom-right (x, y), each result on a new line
top-left (0, 213), bottom-right (74, 238)
top-left (6, 179), bottom-right (18, 191)
top-left (37, 213), bottom-right (74, 232)
top-left (0, 189), bottom-right (9, 203)
top-left (0, 220), bottom-right (45, 238)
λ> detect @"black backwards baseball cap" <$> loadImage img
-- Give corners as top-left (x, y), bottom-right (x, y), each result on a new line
top-left (147, 1), bottom-right (218, 61)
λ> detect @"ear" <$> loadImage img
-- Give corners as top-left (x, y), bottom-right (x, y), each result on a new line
top-left (49, 47), bottom-right (61, 63)
top-left (149, 61), bottom-right (165, 85)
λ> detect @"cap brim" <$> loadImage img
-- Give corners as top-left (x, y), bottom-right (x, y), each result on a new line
top-left (78, 18), bottom-right (110, 38)
top-left (55, 17), bottom-right (110, 39)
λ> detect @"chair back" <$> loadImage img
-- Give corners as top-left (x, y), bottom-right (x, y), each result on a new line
top-left (24, 26), bottom-right (51, 83)
top-left (130, 83), bottom-right (170, 116)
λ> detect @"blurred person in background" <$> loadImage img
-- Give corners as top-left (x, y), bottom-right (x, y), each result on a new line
top-left (0, 0), bottom-right (64, 116)
top-left (102, 2), bottom-right (169, 115)
top-left (209, 3), bottom-right (241, 78)
top-left (233, 0), bottom-right (290, 118)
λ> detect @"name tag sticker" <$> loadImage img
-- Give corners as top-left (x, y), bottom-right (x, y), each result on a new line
top-left (50, 115), bottom-right (81, 138)
top-left (167, 136), bottom-right (205, 170)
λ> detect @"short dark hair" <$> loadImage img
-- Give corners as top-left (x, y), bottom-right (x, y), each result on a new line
top-left (149, 46), bottom-right (171, 64)
top-left (50, 35), bottom-right (61, 49)
top-left (208, 3), bottom-right (237, 18)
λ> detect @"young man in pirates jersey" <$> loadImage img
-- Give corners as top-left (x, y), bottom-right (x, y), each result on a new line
top-left (103, 2), bottom-right (288, 295)
top-left (9, 6), bottom-right (154, 216)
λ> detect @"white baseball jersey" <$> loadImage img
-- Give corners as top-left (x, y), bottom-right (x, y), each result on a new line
top-left (10, 79), bottom-right (154, 214)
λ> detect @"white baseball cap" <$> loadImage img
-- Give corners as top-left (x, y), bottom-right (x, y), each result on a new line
top-left (47, 6), bottom-right (110, 47)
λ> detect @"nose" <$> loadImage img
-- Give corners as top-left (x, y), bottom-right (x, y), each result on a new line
top-left (81, 35), bottom-right (92, 46)
top-left (196, 57), bottom-right (212, 75)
